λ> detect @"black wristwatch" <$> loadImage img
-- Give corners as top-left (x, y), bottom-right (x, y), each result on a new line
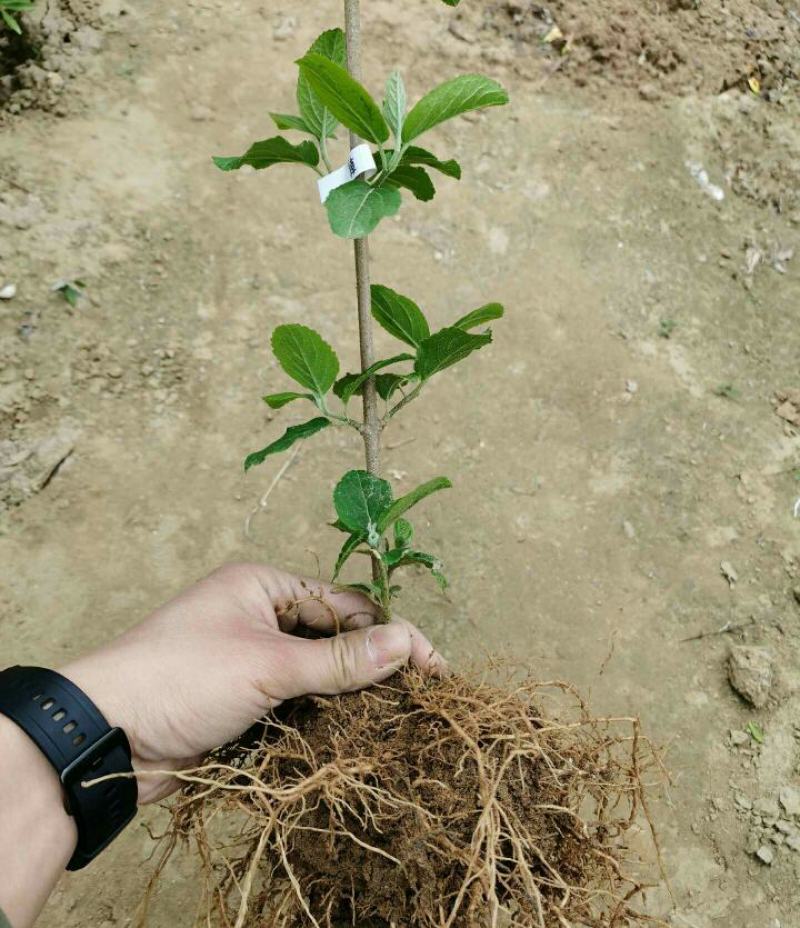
top-left (0, 665), bottom-right (138, 870)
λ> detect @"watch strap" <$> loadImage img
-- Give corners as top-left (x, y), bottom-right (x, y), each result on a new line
top-left (0, 665), bottom-right (138, 870)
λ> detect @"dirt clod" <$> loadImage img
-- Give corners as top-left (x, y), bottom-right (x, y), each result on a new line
top-left (779, 787), bottom-right (800, 817)
top-left (728, 646), bottom-right (775, 708)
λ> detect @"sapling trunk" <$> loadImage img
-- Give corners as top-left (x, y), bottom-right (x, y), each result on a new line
top-left (343, 0), bottom-right (381, 481)
top-left (344, 0), bottom-right (384, 596)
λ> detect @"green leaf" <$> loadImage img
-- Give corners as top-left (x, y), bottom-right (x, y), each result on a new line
top-left (297, 29), bottom-right (346, 140)
top-left (333, 353), bottom-right (415, 403)
top-left (394, 518), bottom-right (413, 549)
top-left (271, 325), bottom-right (340, 395)
top-left (440, 0), bottom-right (461, 5)
top-left (383, 70), bottom-right (406, 143)
top-left (377, 476), bottom-right (452, 532)
top-left (375, 373), bottom-right (410, 400)
top-left (1, 8), bottom-right (22, 32)
top-left (244, 417), bottom-right (330, 472)
top-left (336, 371), bottom-right (413, 403)
top-left (62, 285), bottom-right (80, 308)
top-left (333, 470), bottom-right (393, 537)
top-left (746, 721), bottom-right (764, 744)
top-left (387, 549), bottom-right (447, 588)
top-left (296, 53), bottom-right (389, 144)
top-left (386, 165), bottom-right (436, 202)
top-left (212, 136), bottom-right (319, 172)
top-left (371, 285), bottom-right (430, 348)
top-left (399, 145), bottom-right (461, 179)
top-left (333, 532), bottom-right (367, 579)
top-left (403, 74), bottom-right (509, 142)
top-left (415, 326), bottom-right (492, 380)
top-left (262, 391), bottom-right (313, 409)
top-left (453, 302), bottom-right (504, 330)
top-left (269, 112), bottom-right (313, 134)
top-left (332, 372), bottom-right (362, 404)
top-left (325, 180), bottom-right (401, 239)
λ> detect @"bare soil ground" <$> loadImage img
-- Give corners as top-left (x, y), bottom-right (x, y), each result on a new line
top-left (1, 1), bottom-right (800, 925)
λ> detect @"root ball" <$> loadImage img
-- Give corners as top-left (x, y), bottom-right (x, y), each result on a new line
top-left (146, 668), bottom-right (664, 928)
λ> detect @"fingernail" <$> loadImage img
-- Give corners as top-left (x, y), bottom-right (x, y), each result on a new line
top-left (367, 624), bottom-right (410, 667)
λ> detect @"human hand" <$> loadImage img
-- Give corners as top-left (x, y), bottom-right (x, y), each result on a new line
top-left (60, 562), bottom-right (444, 803)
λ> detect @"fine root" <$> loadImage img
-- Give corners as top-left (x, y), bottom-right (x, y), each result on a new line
top-left (139, 666), bottom-right (668, 928)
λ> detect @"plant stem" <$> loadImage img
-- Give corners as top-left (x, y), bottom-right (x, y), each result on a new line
top-left (319, 136), bottom-right (333, 173)
top-left (344, 0), bottom-right (381, 480)
top-left (384, 381), bottom-right (423, 423)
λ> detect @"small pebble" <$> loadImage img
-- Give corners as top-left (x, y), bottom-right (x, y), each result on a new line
top-left (272, 15), bottom-right (296, 40)
top-left (625, 379), bottom-right (638, 394)
top-left (638, 82), bottom-right (661, 102)
top-left (730, 730), bottom-right (749, 746)
top-left (754, 797), bottom-right (780, 818)
top-left (755, 845), bottom-right (774, 865)
top-left (720, 560), bottom-right (738, 585)
top-left (779, 786), bottom-right (800, 817)
top-left (190, 103), bottom-right (213, 122)
top-left (0, 283), bottom-right (17, 300)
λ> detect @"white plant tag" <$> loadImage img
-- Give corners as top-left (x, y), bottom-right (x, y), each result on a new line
top-left (317, 144), bottom-right (377, 203)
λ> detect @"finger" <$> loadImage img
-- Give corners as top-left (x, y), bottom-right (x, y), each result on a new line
top-left (258, 567), bottom-right (381, 633)
top-left (283, 622), bottom-right (413, 697)
top-left (394, 617), bottom-right (448, 676)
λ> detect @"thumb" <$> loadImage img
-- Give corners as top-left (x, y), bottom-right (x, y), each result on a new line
top-left (289, 623), bottom-right (413, 696)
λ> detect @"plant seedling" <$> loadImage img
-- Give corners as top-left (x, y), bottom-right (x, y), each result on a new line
top-left (746, 720), bottom-right (764, 744)
top-left (51, 278), bottom-right (86, 308)
top-left (0, 0), bottom-right (33, 34)
top-left (217, 0), bottom-right (508, 617)
top-left (713, 382), bottom-right (739, 400)
top-left (145, 8), bottom-right (666, 925)
top-left (658, 317), bottom-right (677, 339)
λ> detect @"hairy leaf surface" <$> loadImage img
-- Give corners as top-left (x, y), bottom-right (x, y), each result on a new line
top-left (334, 470), bottom-right (393, 536)
top-left (383, 70), bottom-right (407, 143)
top-left (297, 29), bottom-right (346, 140)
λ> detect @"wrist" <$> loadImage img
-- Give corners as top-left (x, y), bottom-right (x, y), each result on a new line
top-left (59, 655), bottom-right (156, 801)
top-left (0, 714), bottom-right (77, 928)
